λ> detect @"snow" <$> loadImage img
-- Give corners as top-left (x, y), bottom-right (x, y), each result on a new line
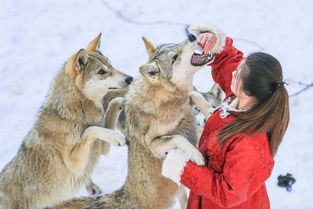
top-left (0, 0), bottom-right (312, 208)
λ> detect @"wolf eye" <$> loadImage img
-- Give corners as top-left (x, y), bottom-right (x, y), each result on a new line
top-left (98, 69), bottom-right (107, 75)
top-left (149, 71), bottom-right (156, 76)
top-left (172, 54), bottom-right (178, 64)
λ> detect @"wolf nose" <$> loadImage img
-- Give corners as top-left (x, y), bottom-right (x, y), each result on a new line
top-left (125, 76), bottom-right (133, 85)
top-left (188, 33), bottom-right (197, 42)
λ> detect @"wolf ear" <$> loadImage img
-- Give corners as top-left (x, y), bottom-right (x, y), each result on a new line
top-left (139, 63), bottom-right (160, 83)
top-left (142, 37), bottom-right (155, 59)
top-left (75, 49), bottom-right (89, 71)
top-left (87, 33), bottom-right (102, 51)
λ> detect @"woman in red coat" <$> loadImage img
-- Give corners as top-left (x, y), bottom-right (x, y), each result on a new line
top-left (162, 25), bottom-right (290, 209)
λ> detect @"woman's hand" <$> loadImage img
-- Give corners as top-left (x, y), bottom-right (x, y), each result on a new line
top-left (197, 32), bottom-right (217, 54)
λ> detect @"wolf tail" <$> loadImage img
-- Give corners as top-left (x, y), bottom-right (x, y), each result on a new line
top-left (49, 196), bottom-right (99, 209)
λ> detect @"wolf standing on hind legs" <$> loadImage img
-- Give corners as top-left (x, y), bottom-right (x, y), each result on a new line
top-left (0, 34), bottom-right (132, 209)
top-left (51, 31), bottom-right (217, 209)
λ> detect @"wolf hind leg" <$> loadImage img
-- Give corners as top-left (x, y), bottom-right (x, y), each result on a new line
top-left (85, 178), bottom-right (102, 195)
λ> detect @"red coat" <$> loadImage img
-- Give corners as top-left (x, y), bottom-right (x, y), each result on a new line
top-left (180, 37), bottom-right (274, 209)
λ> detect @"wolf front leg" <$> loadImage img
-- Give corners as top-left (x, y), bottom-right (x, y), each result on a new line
top-left (64, 126), bottom-right (126, 175)
top-left (149, 135), bottom-right (204, 166)
top-left (100, 96), bottom-right (125, 155)
top-left (84, 98), bottom-right (125, 194)
top-left (177, 185), bottom-right (188, 209)
top-left (103, 97), bottom-right (124, 129)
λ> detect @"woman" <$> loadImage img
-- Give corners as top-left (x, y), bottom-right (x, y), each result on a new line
top-left (162, 25), bottom-right (289, 209)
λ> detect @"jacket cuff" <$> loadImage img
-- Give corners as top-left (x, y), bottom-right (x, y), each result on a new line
top-left (180, 161), bottom-right (214, 189)
top-left (188, 24), bottom-right (227, 54)
top-left (162, 149), bottom-right (190, 185)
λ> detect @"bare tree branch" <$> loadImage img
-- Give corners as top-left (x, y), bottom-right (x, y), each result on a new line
top-left (101, 0), bottom-right (265, 51)
top-left (100, 0), bottom-right (187, 26)
top-left (100, 0), bottom-right (313, 97)
top-left (290, 83), bottom-right (313, 97)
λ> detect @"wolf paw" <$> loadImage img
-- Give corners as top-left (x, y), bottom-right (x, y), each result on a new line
top-left (85, 126), bottom-right (126, 146)
top-left (189, 91), bottom-right (209, 109)
top-left (86, 182), bottom-right (102, 195)
top-left (105, 131), bottom-right (126, 146)
top-left (171, 134), bottom-right (205, 166)
top-left (116, 135), bottom-right (126, 146)
top-left (189, 91), bottom-right (204, 105)
top-left (109, 97), bottom-right (124, 110)
top-left (189, 150), bottom-right (205, 166)
top-left (151, 149), bottom-right (168, 158)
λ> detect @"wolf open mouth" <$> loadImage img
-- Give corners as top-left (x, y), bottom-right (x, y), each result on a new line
top-left (191, 50), bottom-right (214, 66)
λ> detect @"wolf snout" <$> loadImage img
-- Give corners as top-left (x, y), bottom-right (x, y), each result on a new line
top-left (188, 33), bottom-right (197, 42)
top-left (125, 76), bottom-right (133, 85)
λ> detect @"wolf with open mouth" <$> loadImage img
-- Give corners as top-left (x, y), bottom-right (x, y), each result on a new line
top-left (50, 26), bottom-right (219, 209)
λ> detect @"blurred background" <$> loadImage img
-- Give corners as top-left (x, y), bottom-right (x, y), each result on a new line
top-left (0, 0), bottom-right (312, 208)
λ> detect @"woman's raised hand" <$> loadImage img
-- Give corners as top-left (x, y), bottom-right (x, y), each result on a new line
top-left (197, 32), bottom-right (217, 54)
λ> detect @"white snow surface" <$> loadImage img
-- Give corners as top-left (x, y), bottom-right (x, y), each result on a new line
top-left (0, 0), bottom-right (312, 208)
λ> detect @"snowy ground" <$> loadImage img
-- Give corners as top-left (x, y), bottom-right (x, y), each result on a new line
top-left (0, 0), bottom-right (313, 208)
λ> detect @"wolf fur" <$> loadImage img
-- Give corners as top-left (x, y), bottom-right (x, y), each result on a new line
top-left (0, 34), bottom-right (132, 209)
top-left (191, 83), bottom-right (225, 139)
top-left (50, 35), bottom-right (218, 209)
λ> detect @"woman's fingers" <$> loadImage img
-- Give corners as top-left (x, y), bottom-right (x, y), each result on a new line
top-left (203, 34), bottom-right (217, 54)
top-left (197, 33), bottom-right (208, 47)
top-left (197, 33), bottom-right (206, 48)
top-left (203, 39), bottom-right (212, 54)
top-left (200, 35), bottom-right (208, 48)
top-left (196, 33), bottom-right (217, 54)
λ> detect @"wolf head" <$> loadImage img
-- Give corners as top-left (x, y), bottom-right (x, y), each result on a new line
top-left (200, 83), bottom-right (225, 109)
top-left (65, 34), bottom-right (133, 108)
top-left (139, 36), bottom-right (214, 92)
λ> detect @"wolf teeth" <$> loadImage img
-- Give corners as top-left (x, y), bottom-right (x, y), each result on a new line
top-left (194, 49), bottom-right (203, 54)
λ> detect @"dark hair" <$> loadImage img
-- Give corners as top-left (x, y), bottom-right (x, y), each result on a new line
top-left (218, 52), bottom-right (290, 155)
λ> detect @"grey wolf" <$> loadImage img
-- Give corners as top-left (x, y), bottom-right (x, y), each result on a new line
top-left (0, 34), bottom-right (132, 209)
top-left (50, 34), bottom-right (216, 209)
top-left (192, 83), bottom-right (225, 137)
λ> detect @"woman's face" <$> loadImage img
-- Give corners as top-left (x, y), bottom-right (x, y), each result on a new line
top-left (231, 60), bottom-right (245, 96)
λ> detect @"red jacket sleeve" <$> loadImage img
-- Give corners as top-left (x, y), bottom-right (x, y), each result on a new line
top-left (180, 134), bottom-right (274, 208)
top-left (210, 37), bottom-right (244, 98)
